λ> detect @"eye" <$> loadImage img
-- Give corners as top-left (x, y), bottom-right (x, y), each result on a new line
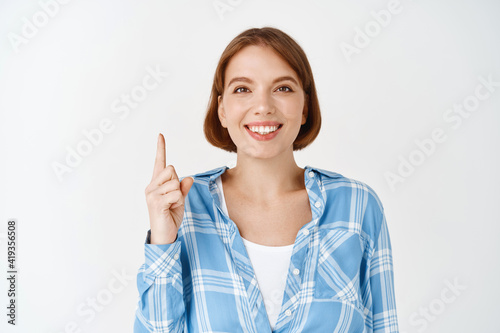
top-left (277, 86), bottom-right (293, 92)
top-left (234, 87), bottom-right (250, 93)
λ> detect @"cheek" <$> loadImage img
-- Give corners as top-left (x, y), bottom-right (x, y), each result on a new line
top-left (225, 97), bottom-right (246, 108)
top-left (282, 108), bottom-right (305, 123)
top-left (223, 101), bottom-right (246, 121)
top-left (278, 96), bottom-right (305, 113)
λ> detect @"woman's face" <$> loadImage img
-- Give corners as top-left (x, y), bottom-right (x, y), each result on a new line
top-left (218, 45), bottom-right (308, 160)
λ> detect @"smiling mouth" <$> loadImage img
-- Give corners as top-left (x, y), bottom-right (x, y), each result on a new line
top-left (245, 124), bottom-right (283, 135)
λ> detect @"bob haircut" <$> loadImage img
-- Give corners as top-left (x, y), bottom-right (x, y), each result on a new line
top-left (203, 26), bottom-right (321, 152)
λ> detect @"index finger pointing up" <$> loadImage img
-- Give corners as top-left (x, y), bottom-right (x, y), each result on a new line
top-left (152, 133), bottom-right (166, 181)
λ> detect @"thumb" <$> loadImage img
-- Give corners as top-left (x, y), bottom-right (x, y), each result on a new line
top-left (180, 177), bottom-right (194, 198)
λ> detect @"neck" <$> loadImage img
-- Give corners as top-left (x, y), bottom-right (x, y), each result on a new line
top-left (223, 149), bottom-right (305, 203)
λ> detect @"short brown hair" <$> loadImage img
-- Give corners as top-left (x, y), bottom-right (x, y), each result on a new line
top-left (203, 26), bottom-right (321, 152)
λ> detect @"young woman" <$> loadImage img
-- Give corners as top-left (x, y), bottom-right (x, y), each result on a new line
top-left (134, 27), bottom-right (399, 333)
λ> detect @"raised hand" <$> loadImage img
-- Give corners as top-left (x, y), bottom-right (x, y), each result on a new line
top-left (144, 133), bottom-right (194, 244)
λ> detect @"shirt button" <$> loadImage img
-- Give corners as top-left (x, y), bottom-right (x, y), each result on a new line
top-left (302, 229), bottom-right (309, 236)
top-left (173, 253), bottom-right (179, 260)
top-left (308, 171), bottom-right (314, 178)
top-left (285, 309), bottom-right (292, 316)
top-left (293, 268), bottom-right (300, 275)
top-left (314, 201), bottom-right (321, 208)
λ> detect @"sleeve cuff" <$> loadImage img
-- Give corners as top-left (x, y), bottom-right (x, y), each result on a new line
top-left (143, 229), bottom-right (182, 280)
top-left (146, 229), bottom-right (178, 245)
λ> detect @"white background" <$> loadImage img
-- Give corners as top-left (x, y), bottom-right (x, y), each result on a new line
top-left (1, 0), bottom-right (499, 332)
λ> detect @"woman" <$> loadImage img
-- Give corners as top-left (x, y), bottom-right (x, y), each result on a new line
top-left (134, 27), bottom-right (399, 332)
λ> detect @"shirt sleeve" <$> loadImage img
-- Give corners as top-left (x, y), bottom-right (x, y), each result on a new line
top-left (368, 210), bottom-right (399, 332)
top-left (134, 229), bottom-right (185, 333)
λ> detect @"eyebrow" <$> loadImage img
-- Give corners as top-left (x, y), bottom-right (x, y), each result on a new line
top-left (227, 75), bottom-right (299, 88)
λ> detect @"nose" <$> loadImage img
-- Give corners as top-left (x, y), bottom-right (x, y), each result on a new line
top-left (253, 90), bottom-right (275, 115)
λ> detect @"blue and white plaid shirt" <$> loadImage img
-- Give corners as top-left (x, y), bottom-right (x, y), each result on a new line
top-left (134, 165), bottom-right (399, 332)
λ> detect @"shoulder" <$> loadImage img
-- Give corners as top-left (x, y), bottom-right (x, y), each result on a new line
top-left (310, 165), bottom-right (384, 212)
top-left (309, 165), bottom-right (385, 241)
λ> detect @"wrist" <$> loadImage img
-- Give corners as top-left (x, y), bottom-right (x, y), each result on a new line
top-left (150, 229), bottom-right (177, 245)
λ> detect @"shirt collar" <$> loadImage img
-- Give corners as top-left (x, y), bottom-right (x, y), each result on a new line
top-left (196, 164), bottom-right (343, 182)
top-left (198, 165), bottom-right (344, 230)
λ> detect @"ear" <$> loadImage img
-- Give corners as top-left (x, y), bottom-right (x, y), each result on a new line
top-left (217, 95), bottom-right (227, 128)
top-left (301, 94), bottom-right (309, 125)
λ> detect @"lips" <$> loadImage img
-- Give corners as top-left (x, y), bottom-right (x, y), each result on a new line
top-left (244, 121), bottom-right (283, 134)
top-left (245, 124), bottom-right (282, 134)
top-left (244, 124), bottom-right (283, 141)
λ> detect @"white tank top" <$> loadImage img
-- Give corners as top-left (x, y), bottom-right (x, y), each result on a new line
top-left (216, 176), bottom-right (294, 330)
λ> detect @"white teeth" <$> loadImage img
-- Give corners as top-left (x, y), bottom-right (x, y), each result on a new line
top-left (247, 125), bottom-right (280, 134)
